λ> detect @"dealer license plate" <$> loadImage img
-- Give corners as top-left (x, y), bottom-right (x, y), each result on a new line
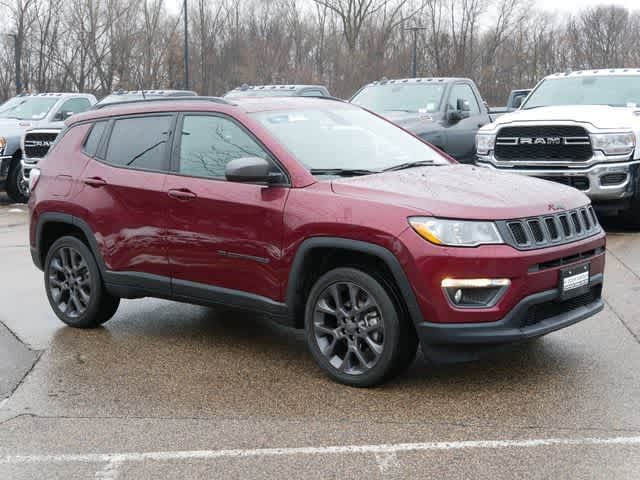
top-left (559, 263), bottom-right (590, 300)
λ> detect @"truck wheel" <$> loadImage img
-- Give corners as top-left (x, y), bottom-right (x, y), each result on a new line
top-left (6, 160), bottom-right (29, 203)
top-left (44, 236), bottom-right (120, 328)
top-left (304, 267), bottom-right (411, 387)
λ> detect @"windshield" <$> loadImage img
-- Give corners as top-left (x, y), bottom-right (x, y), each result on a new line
top-left (225, 89), bottom-right (299, 98)
top-left (523, 75), bottom-right (640, 109)
top-left (0, 97), bottom-right (59, 120)
top-left (351, 83), bottom-right (445, 114)
top-left (252, 107), bottom-right (447, 174)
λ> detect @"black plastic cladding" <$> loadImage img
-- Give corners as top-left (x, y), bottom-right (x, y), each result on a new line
top-left (497, 206), bottom-right (601, 250)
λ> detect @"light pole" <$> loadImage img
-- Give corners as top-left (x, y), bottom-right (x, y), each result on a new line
top-left (404, 26), bottom-right (426, 78)
top-left (183, 0), bottom-right (189, 90)
top-left (7, 33), bottom-right (21, 94)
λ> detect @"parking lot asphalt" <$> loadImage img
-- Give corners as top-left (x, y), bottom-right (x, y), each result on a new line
top-left (0, 194), bottom-right (639, 479)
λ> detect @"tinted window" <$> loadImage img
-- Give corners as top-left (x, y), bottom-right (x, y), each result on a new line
top-left (178, 115), bottom-right (270, 179)
top-left (448, 84), bottom-right (480, 114)
top-left (104, 116), bottom-right (172, 170)
top-left (83, 122), bottom-right (107, 157)
top-left (351, 83), bottom-right (445, 114)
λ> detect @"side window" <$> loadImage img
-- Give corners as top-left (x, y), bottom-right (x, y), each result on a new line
top-left (83, 121), bottom-right (107, 157)
top-left (55, 98), bottom-right (92, 120)
top-left (300, 89), bottom-right (323, 97)
top-left (104, 115), bottom-right (172, 171)
top-left (448, 84), bottom-right (480, 115)
top-left (178, 114), bottom-right (271, 179)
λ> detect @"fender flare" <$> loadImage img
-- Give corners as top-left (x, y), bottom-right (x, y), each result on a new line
top-left (285, 237), bottom-right (425, 328)
top-left (35, 212), bottom-right (107, 272)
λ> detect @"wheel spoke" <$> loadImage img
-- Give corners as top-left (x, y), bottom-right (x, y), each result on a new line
top-left (314, 322), bottom-right (335, 337)
top-left (339, 350), bottom-right (352, 373)
top-left (50, 258), bottom-right (64, 273)
top-left (322, 337), bottom-right (339, 357)
top-left (347, 284), bottom-right (359, 311)
top-left (328, 284), bottom-right (342, 311)
top-left (77, 287), bottom-right (91, 306)
top-left (315, 298), bottom-right (336, 315)
top-left (364, 335), bottom-right (383, 356)
top-left (353, 345), bottom-right (370, 369)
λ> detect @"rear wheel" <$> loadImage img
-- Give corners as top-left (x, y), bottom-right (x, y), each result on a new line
top-left (44, 236), bottom-right (120, 328)
top-left (304, 267), bottom-right (412, 387)
top-left (6, 160), bottom-right (29, 203)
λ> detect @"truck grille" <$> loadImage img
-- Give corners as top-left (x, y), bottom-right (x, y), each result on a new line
top-left (23, 131), bottom-right (59, 159)
top-left (497, 206), bottom-right (600, 250)
top-left (495, 126), bottom-right (592, 161)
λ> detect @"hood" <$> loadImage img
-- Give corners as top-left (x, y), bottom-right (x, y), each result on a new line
top-left (331, 165), bottom-right (589, 220)
top-left (376, 110), bottom-right (440, 130)
top-left (0, 118), bottom-right (37, 138)
top-left (490, 105), bottom-right (640, 131)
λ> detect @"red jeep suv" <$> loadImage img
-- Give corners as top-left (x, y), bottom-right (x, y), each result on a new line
top-left (28, 97), bottom-right (606, 386)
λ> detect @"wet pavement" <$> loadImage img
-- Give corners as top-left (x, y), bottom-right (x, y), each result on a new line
top-left (0, 194), bottom-right (639, 479)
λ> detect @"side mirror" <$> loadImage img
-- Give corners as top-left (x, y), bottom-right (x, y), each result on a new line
top-left (54, 111), bottom-right (74, 121)
top-left (456, 98), bottom-right (470, 112)
top-left (513, 96), bottom-right (523, 108)
top-left (225, 157), bottom-right (284, 184)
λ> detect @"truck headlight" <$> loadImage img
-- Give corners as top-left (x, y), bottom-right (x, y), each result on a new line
top-left (590, 132), bottom-right (635, 156)
top-left (409, 217), bottom-right (504, 247)
top-left (475, 133), bottom-right (495, 155)
top-left (0, 137), bottom-right (6, 155)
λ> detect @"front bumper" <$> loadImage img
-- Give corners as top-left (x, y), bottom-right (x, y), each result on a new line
top-left (21, 158), bottom-right (39, 180)
top-left (416, 274), bottom-right (603, 345)
top-left (476, 156), bottom-right (640, 201)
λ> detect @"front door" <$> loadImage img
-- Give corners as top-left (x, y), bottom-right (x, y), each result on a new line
top-left (164, 113), bottom-right (289, 302)
top-left (445, 83), bottom-right (484, 161)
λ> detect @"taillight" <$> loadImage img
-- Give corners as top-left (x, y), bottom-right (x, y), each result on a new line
top-left (29, 168), bottom-right (41, 192)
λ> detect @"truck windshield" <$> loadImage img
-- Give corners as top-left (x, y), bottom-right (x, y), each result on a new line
top-left (523, 75), bottom-right (640, 109)
top-left (0, 97), bottom-right (59, 120)
top-left (252, 106), bottom-right (448, 174)
top-left (351, 83), bottom-right (445, 114)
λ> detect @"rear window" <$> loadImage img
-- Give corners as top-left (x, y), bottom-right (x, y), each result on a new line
top-left (83, 121), bottom-right (107, 157)
top-left (103, 116), bottom-right (172, 171)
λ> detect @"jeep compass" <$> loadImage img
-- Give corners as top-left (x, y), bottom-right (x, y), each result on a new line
top-left (28, 97), bottom-right (605, 386)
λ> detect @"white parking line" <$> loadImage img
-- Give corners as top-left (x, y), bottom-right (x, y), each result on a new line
top-left (1, 436), bottom-right (639, 465)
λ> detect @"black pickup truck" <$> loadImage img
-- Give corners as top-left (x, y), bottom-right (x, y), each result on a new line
top-left (350, 77), bottom-right (492, 162)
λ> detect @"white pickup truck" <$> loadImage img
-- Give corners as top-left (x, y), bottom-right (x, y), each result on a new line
top-left (476, 69), bottom-right (640, 224)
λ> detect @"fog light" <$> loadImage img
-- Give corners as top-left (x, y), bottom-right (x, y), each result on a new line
top-left (442, 278), bottom-right (510, 308)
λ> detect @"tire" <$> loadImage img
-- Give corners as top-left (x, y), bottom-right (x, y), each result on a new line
top-left (304, 267), bottom-right (413, 387)
top-left (623, 177), bottom-right (640, 227)
top-left (6, 160), bottom-right (29, 203)
top-left (44, 236), bottom-right (120, 328)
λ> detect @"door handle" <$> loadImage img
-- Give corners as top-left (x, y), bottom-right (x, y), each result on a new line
top-left (83, 177), bottom-right (107, 187)
top-left (167, 188), bottom-right (197, 201)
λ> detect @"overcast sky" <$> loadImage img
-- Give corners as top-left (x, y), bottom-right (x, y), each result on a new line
top-left (535, 0), bottom-right (640, 12)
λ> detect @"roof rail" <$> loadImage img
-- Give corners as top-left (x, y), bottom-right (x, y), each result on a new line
top-left (93, 96), bottom-right (233, 110)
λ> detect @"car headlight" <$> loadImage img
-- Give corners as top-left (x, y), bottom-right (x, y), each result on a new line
top-left (409, 217), bottom-right (504, 247)
top-left (475, 133), bottom-right (495, 155)
top-left (590, 132), bottom-right (635, 156)
top-left (0, 137), bottom-right (6, 155)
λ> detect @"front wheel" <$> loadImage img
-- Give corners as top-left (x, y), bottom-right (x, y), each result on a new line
top-left (6, 161), bottom-right (29, 203)
top-left (44, 236), bottom-right (120, 328)
top-left (304, 267), bottom-right (412, 387)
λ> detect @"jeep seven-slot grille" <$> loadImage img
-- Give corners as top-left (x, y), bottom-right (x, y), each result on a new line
top-left (497, 206), bottom-right (600, 250)
top-left (494, 125), bottom-right (592, 161)
top-left (23, 131), bottom-right (58, 159)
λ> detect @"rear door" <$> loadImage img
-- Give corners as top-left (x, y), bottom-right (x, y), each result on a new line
top-left (444, 83), bottom-right (485, 161)
top-left (78, 114), bottom-right (175, 289)
top-left (164, 112), bottom-right (289, 302)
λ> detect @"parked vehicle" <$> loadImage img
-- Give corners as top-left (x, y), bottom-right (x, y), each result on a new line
top-left (476, 69), bottom-right (640, 224)
top-left (96, 89), bottom-right (197, 107)
top-left (488, 89), bottom-right (532, 121)
top-left (0, 92), bottom-right (96, 202)
top-left (350, 77), bottom-right (492, 162)
top-left (29, 96), bottom-right (605, 386)
top-left (224, 84), bottom-right (331, 98)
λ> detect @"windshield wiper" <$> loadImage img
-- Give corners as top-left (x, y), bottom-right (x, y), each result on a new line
top-left (310, 168), bottom-right (380, 177)
top-left (383, 160), bottom-right (438, 172)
